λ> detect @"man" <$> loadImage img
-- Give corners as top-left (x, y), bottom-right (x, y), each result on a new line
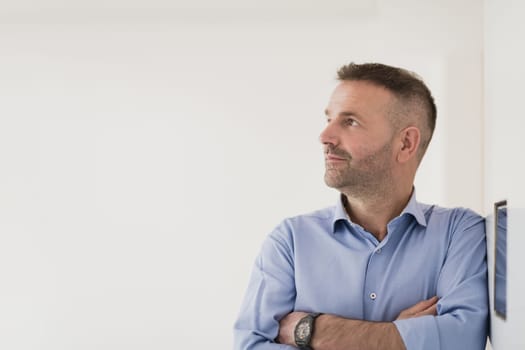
top-left (233, 63), bottom-right (488, 350)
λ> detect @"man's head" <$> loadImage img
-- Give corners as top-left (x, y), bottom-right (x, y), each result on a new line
top-left (321, 62), bottom-right (436, 198)
top-left (336, 63), bottom-right (436, 161)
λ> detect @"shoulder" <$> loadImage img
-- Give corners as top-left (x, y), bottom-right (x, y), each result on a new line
top-left (282, 206), bottom-right (335, 227)
top-left (422, 203), bottom-right (485, 238)
top-left (269, 205), bottom-right (336, 242)
top-left (424, 204), bottom-right (483, 224)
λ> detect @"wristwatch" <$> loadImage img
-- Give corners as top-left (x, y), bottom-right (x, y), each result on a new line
top-left (294, 312), bottom-right (322, 350)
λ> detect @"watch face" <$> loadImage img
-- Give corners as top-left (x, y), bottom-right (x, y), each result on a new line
top-left (295, 313), bottom-right (321, 349)
top-left (296, 321), bottom-right (310, 341)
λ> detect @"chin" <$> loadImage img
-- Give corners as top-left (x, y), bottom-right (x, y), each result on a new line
top-left (324, 177), bottom-right (345, 190)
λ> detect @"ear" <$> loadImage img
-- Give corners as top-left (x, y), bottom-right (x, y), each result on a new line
top-left (396, 126), bottom-right (421, 163)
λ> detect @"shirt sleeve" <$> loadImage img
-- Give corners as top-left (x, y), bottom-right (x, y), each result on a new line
top-left (233, 226), bottom-right (297, 350)
top-left (393, 211), bottom-right (489, 350)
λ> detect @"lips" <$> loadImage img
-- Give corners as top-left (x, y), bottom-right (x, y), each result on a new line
top-left (325, 154), bottom-right (346, 160)
top-left (325, 154), bottom-right (347, 161)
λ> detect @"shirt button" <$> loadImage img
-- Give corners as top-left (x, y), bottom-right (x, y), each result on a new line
top-left (376, 248), bottom-right (382, 254)
top-left (370, 292), bottom-right (377, 300)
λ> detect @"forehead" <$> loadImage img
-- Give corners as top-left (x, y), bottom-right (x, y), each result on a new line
top-left (327, 80), bottom-right (396, 116)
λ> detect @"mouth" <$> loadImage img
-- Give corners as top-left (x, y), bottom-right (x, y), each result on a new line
top-left (325, 154), bottom-right (348, 162)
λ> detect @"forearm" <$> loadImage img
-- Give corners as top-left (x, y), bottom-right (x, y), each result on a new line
top-left (311, 314), bottom-right (405, 350)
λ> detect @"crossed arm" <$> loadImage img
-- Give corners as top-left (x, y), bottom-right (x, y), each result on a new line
top-left (234, 213), bottom-right (488, 350)
top-left (277, 296), bottom-right (438, 350)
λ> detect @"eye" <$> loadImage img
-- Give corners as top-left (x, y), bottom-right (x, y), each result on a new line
top-left (345, 118), bottom-right (359, 126)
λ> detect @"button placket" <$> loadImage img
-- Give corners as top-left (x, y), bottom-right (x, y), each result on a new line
top-left (363, 243), bottom-right (386, 317)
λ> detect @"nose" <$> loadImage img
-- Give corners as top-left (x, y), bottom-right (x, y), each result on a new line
top-left (319, 120), bottom-right (339, 146)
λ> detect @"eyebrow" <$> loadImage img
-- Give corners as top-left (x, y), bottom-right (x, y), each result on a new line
top-left (324, 109), bottom-right (359, 118)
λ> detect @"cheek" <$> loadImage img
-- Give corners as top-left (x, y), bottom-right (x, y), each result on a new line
top-left (339, 130), bottom-right (393, 159)
top-left (343, 141), bottom-right (373, 160)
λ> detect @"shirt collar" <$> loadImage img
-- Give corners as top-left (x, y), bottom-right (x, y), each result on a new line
top-left (332, 194), bottom-right (351, 233)
top-left (402, 188), bottom-right (427, 227)
top-left (331, 188), bottom-right (427, 233)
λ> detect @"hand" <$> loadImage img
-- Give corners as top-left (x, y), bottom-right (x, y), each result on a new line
top-left (277, 311), bottom-right (308, 346)
top-left (396, 296), bottom-right (439, 320)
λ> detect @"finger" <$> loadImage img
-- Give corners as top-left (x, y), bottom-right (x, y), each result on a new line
top-left (415, 303), bottom-right (438, 317)
top-left (404, 296), bottom-right (438, 314)
top-left (418, 296), bottom-right (438, 308)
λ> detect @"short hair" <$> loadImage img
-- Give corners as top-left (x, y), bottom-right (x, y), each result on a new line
top-left (337, 62), bottom-right (437, 161)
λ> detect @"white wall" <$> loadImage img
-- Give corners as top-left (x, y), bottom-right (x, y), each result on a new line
top-left (0, 1), bottom-right (483, 349)
top-left (484, 1), bottom-right (525, 348)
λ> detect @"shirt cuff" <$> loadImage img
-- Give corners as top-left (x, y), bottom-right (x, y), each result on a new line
top-left (393, 315), bottom-right (440, 350)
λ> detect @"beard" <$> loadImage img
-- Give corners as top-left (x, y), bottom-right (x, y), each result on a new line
top-left (323, 141), bottom-right (394, 198)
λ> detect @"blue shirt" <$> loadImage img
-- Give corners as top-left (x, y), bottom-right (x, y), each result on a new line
top-left (233, 191), bottom-right (488, 350)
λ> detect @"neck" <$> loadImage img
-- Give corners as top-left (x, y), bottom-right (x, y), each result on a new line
top-left (342, 185), bottom-right (413, 241)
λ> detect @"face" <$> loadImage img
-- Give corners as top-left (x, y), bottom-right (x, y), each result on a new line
top-left (320, 80), bottom-right (398, 196)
